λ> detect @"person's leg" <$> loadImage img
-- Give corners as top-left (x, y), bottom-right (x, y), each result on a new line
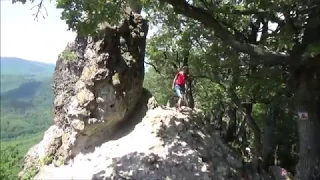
top-left (179, 86), bottom-right (185, 108)
top-left (177, 96), bottom-right (182, 110)
top-left (174, 85), bottom-right (183, 111)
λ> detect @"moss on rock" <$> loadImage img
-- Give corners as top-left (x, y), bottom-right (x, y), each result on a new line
top-left (60, 49), bottom-right (77, 61)
top-left (40, 156), bottom-right (54, 166)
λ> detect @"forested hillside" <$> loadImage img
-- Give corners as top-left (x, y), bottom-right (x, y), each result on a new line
top-left (0, 78), bottom-right (54, 139)
top-left (0, 57), bottom-right (55, 179)
top-left (0, 57), bottom-right (54, 139)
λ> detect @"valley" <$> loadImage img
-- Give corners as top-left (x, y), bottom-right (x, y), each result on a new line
top-left (0, 57), bottom-right (55, 179)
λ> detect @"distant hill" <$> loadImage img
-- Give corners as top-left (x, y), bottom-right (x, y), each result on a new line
top-left (0, 58), bottom-right (55, 179)
top-left (0, 77), bottom-right (54, 139)
top-left (0, 57), bottom-right (55, 93)
top-left (0, 57), bottom-right (55, 76)
top-left (0, 57), bottom-right (55, 139)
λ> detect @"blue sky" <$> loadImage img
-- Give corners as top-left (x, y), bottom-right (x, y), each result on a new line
top-left (1, 1), bottom-right (76, 64)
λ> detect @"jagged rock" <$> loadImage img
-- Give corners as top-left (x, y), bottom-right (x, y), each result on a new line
top-left (33, 107), bottom-right (250, 180)
top-left (19, 125), bottom-right (63, 176)
top-left (18, 10), bottom-right (148, 179)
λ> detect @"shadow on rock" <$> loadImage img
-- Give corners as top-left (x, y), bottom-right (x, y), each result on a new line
top-left (91, 108), bottom-right (247, 180)
top-left (79, 88), bottom-right (153, 155)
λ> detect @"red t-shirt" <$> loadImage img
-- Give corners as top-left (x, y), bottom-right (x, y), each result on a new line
top-left (175, 72), bottom-right (186, 86)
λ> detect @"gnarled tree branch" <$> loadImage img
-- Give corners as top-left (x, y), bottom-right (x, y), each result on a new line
top-left (159, 0), bottom-right (290, 66)
top-left (144, 61), bottom-right (165, 77)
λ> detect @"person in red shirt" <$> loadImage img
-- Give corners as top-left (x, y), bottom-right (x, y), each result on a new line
top-left (172, 66), bottom-right (188, 111)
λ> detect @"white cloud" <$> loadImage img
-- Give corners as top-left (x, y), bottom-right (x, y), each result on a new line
top-left (1, 1), bottom-right (76, 63)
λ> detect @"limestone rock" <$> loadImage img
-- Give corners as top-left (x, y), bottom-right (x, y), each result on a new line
top-left (18, 125), bottom-right (63, 178)
top-left (18, 10), bottom-right (148, 179)
top-left (53, 10), bottom-right (148, 160)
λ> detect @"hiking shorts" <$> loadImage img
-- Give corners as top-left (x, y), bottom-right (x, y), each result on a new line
top-left (174, 84), bottom-right (185, 98)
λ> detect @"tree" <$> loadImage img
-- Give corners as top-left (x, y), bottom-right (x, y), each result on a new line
top-left (151, 1), bottom-right (320, 179)
top-left (145, 9), bottom-right (299, 175)
top-left (0, 146), bottom-right (23, 180)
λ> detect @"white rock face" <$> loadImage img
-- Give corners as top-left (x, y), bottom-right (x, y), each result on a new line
top-left (34, 107), bottom-right (244, 180)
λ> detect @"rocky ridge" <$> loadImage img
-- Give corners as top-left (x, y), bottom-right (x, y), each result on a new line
top-left (34, 106), bottom-right (246, 180)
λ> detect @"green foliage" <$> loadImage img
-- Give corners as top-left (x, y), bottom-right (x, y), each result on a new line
top-left (56, 0), bottom-right (128, 35)
top-left (0, 57), bottom-right (54, 180)
top-left (304, 42), bottom-right (320, 57)
top-left (40, 156), bottom-right (54, 166)
top-left (142, 0), bottom-right (302, 172)
top-left (1, 132), bottom-right (43, 154)
top-left (0, 57), bottom-right (53, 178)
top-left (20, 166), bottom-right (38, 180)
top-left (0, 75), bottom-right (30, 93)
top-left (0, 146), bottom-right (23, 180)
top-left (0, 78), bottom-right (53, 139)
top-left (143, 68), bottom-right (172, 105)
top-left (60, 48), bottom-right (77, 61)
top-left (0, 58), bottom-right (53, 139)
top-left (0, 132), bottom-right (43, 179)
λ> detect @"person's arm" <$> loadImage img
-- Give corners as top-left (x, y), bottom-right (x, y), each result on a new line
top-left (172, 73), bottom-right (178, 89)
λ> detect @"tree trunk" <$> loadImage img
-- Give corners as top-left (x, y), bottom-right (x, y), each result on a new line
top-left (181, 49), bottom-right (194, 108)
top-left (293, 67), bottom-right (320, 180)
top-left (243, 102), bottom-right (262, 158)
top-left (225, 107), bottom-right (237, 143)
top-left (216, 103), bottom-right (224, 131)
top-left (261, 104), bottom-right (277, 170)
top-left (234, 115), bottom-right (250, 157)
top-left (185, 77), bottom-right (195, 108)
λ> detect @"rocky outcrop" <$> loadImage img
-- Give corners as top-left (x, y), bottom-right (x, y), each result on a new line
top-left (33, 106), bottom-right (247, 180)
top-left (18, 10), bottom-right (148, 179)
